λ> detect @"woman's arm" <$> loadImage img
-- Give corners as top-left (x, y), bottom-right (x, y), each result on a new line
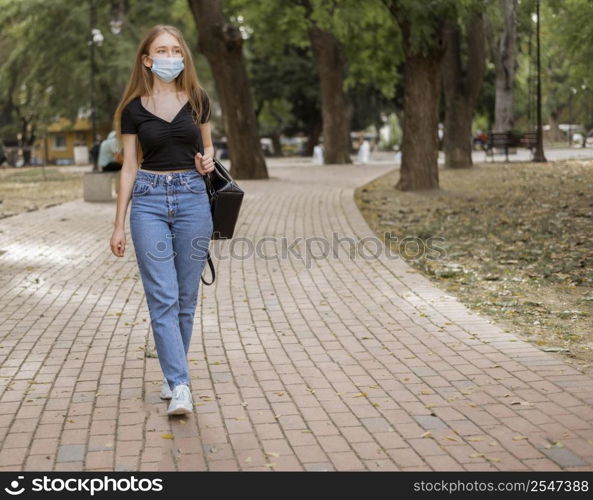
top-left (197, 122), bottom-right (215, 174)
top-left (113, 134), bottom-right (138, 230)
top-left (110, 134), bottom-right (139, 257)
top-left (201, 122), bottom-right (214, 157)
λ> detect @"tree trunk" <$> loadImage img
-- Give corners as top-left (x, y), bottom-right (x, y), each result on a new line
top-left (307, 26), bottom-right (353, 164)
top-left (270, 131), bottom-right (283, 157)
top-left (443, 12), bottom-right (485, 169)
top-left (385, 1), bottom-right (446, 191)
top-left (397, 54), bottom-right (442, 190)
top-left (486, 0), bottom-right (518, 133)
top-left (547, 109), bottom-right (565, 142)
top-left (298, 0), bottom-right (352, 164)
top-left (304, 115), bottom-right (322, 157)
top-left (189, 0), bottom-right (268, 179)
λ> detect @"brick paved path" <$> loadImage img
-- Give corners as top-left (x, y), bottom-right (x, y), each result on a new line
top-left (1, 163), bottom-right (592, 471)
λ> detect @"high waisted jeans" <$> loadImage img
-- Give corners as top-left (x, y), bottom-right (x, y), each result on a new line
top-left (130, 168), bottom-right (213, 390)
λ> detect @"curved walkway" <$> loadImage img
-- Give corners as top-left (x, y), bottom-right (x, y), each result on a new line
top-left (0, 162), bottom-right (592, 471)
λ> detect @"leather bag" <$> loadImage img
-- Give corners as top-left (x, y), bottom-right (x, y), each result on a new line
top-left (201, 157), bottom-right (244, 285)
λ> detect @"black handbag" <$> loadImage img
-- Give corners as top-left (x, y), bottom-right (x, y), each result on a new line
top-left (201, 156), bottom-right (244, 285)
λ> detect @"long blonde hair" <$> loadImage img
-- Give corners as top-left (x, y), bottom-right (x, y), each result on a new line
top-left (113, 24), bottom-right (210, 165)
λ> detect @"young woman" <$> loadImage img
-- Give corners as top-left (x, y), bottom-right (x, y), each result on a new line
top-left (109, 25), bottom-right (214, 416)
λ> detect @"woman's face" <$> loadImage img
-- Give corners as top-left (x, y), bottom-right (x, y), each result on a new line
top-left (143, 32), bottom-right (183, 68)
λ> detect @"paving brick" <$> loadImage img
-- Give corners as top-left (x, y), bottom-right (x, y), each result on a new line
top-left (1, 162), bottom-right (593, 472)
top-left (414, 415), bottom-right (448, 430)
top-left (57, 444), bottom-right (86, 463)
top-left (328, 451), bottom-right (365, 470)
top-left (542, 447), bottom-right (588, 468)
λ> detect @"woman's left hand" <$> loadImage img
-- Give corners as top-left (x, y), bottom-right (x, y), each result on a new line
top-left (195, 152), bottom-right (215, 175)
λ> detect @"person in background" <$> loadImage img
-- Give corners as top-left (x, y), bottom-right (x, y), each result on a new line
top-left (356, 136), bottom-right (370, 165)
top-left (89, 133), bottom-right (102, 170)
top-left (312, 138), bottom-right (324, 165)
top-left (99, 130), bottom-right (123, 172)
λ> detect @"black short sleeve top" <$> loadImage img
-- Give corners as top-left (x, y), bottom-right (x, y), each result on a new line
top-left (120, 90), bottom-right (211, 171)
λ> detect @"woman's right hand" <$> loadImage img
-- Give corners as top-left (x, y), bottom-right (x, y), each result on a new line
top-left (110, 227), bottom-right (126, 257)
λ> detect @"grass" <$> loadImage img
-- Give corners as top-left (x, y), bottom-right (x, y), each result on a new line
top-left (0, 166), bottom-right (83, 218)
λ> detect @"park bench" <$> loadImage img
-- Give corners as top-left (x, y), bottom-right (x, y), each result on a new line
top-left (486, 131), bottom-right (538, 162)
top-left (83, 171), bottom-right (120, 202)
top-left (520, 131), bottom-right (537, 159)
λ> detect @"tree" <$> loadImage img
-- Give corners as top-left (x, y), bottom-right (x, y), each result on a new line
top-left (485, 0), bottom-right (518, 133)
top-left (382, 0), bottom-right (460, 191)
top-left (188, 0), bottom-right (268, 179)
top-left (0, 0), bottom-right (202, 163)
top-left (246, 28), bottom-right (322, 157)
top-left (298, 0), bottom-right (352, 164)
top-left (230, 0), bottom-right (400, 164)
top-left (442, 3), bottom-right (486, 169)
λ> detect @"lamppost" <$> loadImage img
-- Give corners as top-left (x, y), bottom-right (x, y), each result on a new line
top-left (581, 83), bottom-right (592, 148)
top-left (89, 0), bottom-right (103, 171)
top-left (533, 0), bottom-right (547, 162)
top-left (568, 87), bottom-right (577, 146)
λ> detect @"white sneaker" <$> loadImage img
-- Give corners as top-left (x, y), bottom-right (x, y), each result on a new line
top-left (160, 377), bottom-right (172, 400)
top-left (167, 384), bottom-right (193, 416)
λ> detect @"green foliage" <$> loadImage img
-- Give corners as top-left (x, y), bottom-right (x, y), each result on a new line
top-left (248, 41), bottom-right (320, 136)
top-left (521, 0), bottom-right (593, 129)
top-left (2, 0), bottom-right (593, 145)
top-left (0, 0), bottom-right (205, 140)
top-left (379, 0), bottom-right (478, 56)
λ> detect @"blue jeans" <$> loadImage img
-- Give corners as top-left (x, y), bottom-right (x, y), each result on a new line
top-left (130, 168), bottom-right (213, 390)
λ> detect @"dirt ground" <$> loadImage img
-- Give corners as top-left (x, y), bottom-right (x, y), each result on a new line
top-left (0, 166), bottom-right (84, 219)
top-left (355, 159), bottom-right (593, 375)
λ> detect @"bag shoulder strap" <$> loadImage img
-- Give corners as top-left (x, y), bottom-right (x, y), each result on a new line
top-left (201, 250), bottom-right (215, 285)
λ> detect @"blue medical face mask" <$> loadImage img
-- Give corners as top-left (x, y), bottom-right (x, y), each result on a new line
top-left (149, 56), bottom-right (184, 82)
